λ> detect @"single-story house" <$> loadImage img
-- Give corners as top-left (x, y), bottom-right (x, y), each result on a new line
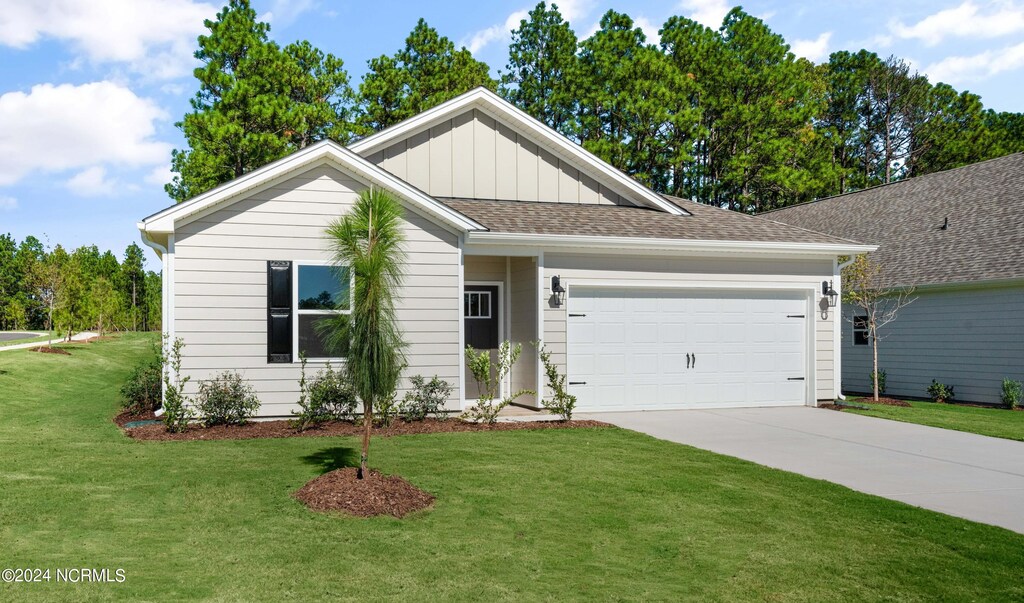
top-left (138, 87), bottom-right (873, 417)
top-left (767, 153), bottom-right (1024, 404)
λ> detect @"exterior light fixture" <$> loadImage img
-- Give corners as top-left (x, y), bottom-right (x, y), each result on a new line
top-left (551, 275), bottom-right (566, 306)
top-left (822, 280), bottom-right (838, 308)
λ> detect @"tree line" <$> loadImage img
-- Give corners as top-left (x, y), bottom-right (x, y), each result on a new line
top-left (170, 0), bottom-right (1024, 214)
top-left (0, 236), bottom-right (161, 337)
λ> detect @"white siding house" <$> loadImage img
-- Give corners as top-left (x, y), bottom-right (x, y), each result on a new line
top-left (140, 87), bottom-right (872, 417)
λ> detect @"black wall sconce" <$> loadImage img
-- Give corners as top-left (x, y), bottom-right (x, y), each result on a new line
top-left (821, 280), bottom-right (838, 318)
top-left (551, 275), bottom-right (566, 306)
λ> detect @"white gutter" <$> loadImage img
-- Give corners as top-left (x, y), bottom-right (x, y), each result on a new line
top-left (466, 231), bottom-right (877, 257)
top-left (139, 230), bottom-right (169, 417)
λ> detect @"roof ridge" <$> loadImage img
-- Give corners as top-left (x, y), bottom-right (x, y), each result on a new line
top-left (760, 152), bottom-right (1024, 215)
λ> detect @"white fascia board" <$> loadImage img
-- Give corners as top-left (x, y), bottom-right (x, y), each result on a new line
top-left (466, 231), bottom-right (878, 257)
top-left (138, 140), bottom-right (485, 234)
top-left (349, 87), bottom-right (686, 217)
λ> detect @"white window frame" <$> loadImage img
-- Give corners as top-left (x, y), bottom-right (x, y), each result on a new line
top-left (464, 290), bottom-right (492, 319)
top-left (852, 315), bottom-right (870, 346)
top-left (293, 261), bottom-right (352, 363)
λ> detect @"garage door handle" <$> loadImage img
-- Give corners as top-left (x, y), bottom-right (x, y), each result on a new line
top-left (569, 313), bottom-right (586, 317)
top-left (686, 353), bottom-right (691, 368)
top-left (691, 353), bottom-right (695, 368)
top-left (569, 381), bottom-right (587, 385)
top-left (787, 377), bottom-right (805, 381)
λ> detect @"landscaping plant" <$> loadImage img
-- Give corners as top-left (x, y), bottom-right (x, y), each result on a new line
top-left (120, 354), bottom-right (163, 414)
top-left (869, 369), bottom-right (887, 395)
top-left (401, 375), bottom-right (453, 421)
top-left (195, 371), bottom-right (260, 426)
top-left (291, 354), bottom-right (358, 431)
top-left (161, 336), bottom-right (194, 432)
top-left (464, 341), bottom-right (533, 424)
top-left (927, 380), bottom-right (955, 404)
top-left (323, 188), bottom-right (406, 479)
top-left (537, 342), bottom-right (576, 421)
top-left (1002, 379), bottom-right (1022, 410)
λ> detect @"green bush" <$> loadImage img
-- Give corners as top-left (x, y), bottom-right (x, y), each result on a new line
top-left (120, 356), bottom-right (163, 414)
top-left (1001, 379), bottom-right (1023, 410)
top-left (538, 343), bottom-right (576, 421)
top-left (463, 341), bottom-right (533, 424)
top-left (927, 380), bottom-right (955, 404)
top-left (196, 371), bottom-right (260, 426)
top-left (401, 375), bottom-right (453, 421)
top-left (291, 356), bottom-right (358, 431)
top-left (869, 369), bottom-right (887, 395)
top-left (161, 336), bottom-right (193, 433)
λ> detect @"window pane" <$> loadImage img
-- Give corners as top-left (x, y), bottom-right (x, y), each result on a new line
top-left (298, 314), bottom-right (348, 359)
top-left (298, 265), bottom-right (349, 310)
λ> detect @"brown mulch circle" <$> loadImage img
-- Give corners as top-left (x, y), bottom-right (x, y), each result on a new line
top-left (861, 397), bottom-right (912, 407)
top-left (31, 346), bottom-right (71, 355)
top-left (120, 416), bottom-right (610, 441)
top-left (293, 468), bottom-right (435, 518)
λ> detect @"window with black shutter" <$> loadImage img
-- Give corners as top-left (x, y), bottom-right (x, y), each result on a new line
top-left (267, 261), bottom-right (293, 363)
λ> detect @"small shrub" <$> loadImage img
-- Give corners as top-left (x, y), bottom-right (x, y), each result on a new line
top-left (292, 356), bottom-right (358, 430)
top-left (121, 355), bottom-right (163, 414)
top-left (374, 395), bottom-right (400, 427)
top-left (1001, 379), bottom-right (1023, 410)
top-left (869, 369), bottom-right (887, 395)
top-left (463, 341), bottom-right (533, 424)
top-left (927, 380), bottom-right (955, 404)
top-left (195, 371), bottom-right (260, 426)
top-left (161, 336), bottom-right (193, 433)
top-left (401, 375), bottom-right (453, 421)
top-left (537, 342), bottom-right (576, 421)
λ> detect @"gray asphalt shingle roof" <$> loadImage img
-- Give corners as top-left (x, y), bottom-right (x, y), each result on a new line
top-left (765, 153), bottom-right (1024, 288)
top-left (438, 196), bottom-right (858, 245)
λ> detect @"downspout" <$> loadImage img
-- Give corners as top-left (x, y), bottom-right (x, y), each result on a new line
top-left (139, 228), bottom-right (168, 416)
top-left (834, 255), bottom-right (858, 401)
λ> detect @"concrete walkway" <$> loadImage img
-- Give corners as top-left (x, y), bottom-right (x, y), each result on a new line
top-left (580, 407), bottom-right (1024, 534)
top-left (0, 331), bottom-right (98, 352)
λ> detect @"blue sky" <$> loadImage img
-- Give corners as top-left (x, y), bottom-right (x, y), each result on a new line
top-left (2, 0), bottom-right (1023, 269)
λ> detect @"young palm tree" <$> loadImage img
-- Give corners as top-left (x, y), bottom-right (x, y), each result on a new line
top-left (323, 188), bottom-right (406, 479)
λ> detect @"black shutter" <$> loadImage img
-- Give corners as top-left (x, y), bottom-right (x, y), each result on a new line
top-left (267, 261), bottom-right (292, 363)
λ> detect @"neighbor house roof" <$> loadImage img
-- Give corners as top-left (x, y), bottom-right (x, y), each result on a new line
top-left (441, 196), bottom-right (873, 256)
top-left (765, 153), bottom-right (1024, 288)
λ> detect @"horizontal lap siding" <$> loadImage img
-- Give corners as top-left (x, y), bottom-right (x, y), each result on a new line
top-left (369, 109), bottom-right (629, 205)
top-left (173, 164), bottom-right (462, 416)
top-left (841, 284), bottom-right (1024, 404)
top-left (541, 253), bottom-right (838, 403)
top-left (510, 257), bottom-right (538, 406)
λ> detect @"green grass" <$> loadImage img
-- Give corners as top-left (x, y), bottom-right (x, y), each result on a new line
top-left (846, 398), bottom-right (1024, 441)
top-left (1, 335), bottom-right (1023, 601)
top-left (0, 331), bottom-right (49, 348)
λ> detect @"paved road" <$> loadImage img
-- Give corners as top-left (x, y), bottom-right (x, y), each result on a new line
top-left (0, 331), bottom-right (98, 351)
top-left (0, 332), bottom-right (42, 343)
top-left (581, 406), bottom-right (1024, 534)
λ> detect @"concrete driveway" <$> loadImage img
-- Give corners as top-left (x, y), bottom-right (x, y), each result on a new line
top-left (580, 407), bottom-right (1024, 534)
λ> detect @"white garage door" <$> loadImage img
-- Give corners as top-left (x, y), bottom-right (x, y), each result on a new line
top-left (567, 288), bottom-right (808, 411)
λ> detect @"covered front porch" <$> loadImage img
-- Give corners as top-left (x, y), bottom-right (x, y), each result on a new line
top-left (462, 254), bottom-right (545, 409)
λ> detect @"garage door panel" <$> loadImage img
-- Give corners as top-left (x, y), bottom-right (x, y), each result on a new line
top-left (568, 288), bottom-right (808, 411)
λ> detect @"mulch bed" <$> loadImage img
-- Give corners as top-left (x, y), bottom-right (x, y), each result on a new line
top-left (293, 468), bottom-right (435, 518)
top-left (118, 414), bottom-right (610, 441)
top-left (855, 396), bottom-right (912, 407)
top-left (31, 346), bottom-right (71, 355)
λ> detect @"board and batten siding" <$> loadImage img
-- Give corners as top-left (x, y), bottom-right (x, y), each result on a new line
top-left (540, 253), bottom-right (838, 403)
top-left (841, 283), bottom-right (1024, 404)
top-left (172, 164), bottom-right (462, 417)
top-left (364, 108), bottom-right (631, 206)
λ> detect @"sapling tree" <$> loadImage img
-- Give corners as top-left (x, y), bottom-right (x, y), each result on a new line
top-left (842, 254), bottom-right (916, 402)
top-left (464, 341), bottom-right (534, 424)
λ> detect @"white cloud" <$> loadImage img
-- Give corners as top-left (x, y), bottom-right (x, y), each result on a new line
top-left (66, 167), bottom-right (118, 197)
top-left (261, 0), bottom-right (316, 27)
top-left (923, 40), bottom-right (1024, 83)
top-left (790, 32), bottom-right (832, 63)
top-left (464, 9), bottom-right (529, 54)
top-left (634, 16), bottom-right (662, 44)
top-left (678, 0), bottom-right (730, 29)
top-left (0, 196), bottom-right (17, 211)
top-left (0, 0), bottom-right (216, 79)
top-left (552, 0), bottom-right (595, 22)
top-left (145, 165), bottom-right (174, 187)
top-left (0, 82), bottom-right (172, 186)
top-left (891, 1), bottom-right (1024, 46)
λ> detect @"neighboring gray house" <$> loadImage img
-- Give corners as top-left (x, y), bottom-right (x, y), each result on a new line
top-left (138, 87), bottom-right (871, 417)
top-left (767, 153), bottom-right (1024, 404)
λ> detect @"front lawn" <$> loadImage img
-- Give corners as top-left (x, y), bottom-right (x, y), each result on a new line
top-left (1, 335), bottom-right (1023, 601)
top-left (845, 398), bottom-right (1024, 442)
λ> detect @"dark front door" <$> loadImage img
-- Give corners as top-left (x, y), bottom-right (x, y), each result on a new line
top-left (464, 285), bottom-right (499, 350)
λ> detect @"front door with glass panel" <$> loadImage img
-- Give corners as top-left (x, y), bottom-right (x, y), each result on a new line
top-left (464, 284), bottom-right (501, 400)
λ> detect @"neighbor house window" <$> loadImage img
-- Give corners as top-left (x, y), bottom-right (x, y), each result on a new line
top-left (464, 291), bottom-right (491, 319)
top-left (296, 264), bottom-right (350, 359)
top-left (852, 315), bottom-right (869, 346)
